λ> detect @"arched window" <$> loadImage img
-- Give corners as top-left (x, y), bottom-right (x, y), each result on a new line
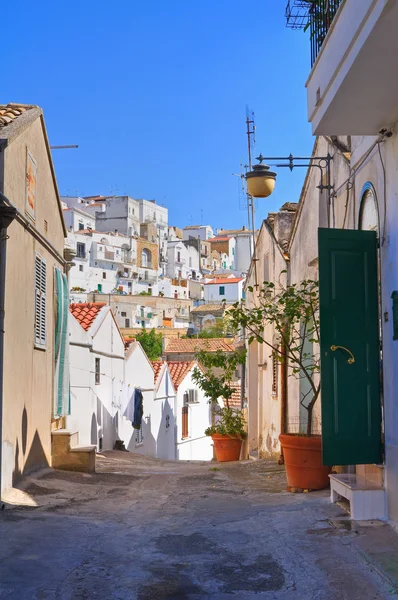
top-left (141, 248), bottom-right (152, 268)
top-left (359, 183), bottom-right (379, 235)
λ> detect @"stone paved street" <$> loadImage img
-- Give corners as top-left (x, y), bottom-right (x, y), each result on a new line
top-left (0, 452), bottom-right (397, 599)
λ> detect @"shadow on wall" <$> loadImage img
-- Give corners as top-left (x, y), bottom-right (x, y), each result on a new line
top-left (157, 398), bottom-right (176, 460)
top-left (12, 406), bottom-right (49, 487)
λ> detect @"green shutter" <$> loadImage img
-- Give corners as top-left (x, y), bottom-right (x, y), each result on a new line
top-left (318, 228), bottom-right (382, 466)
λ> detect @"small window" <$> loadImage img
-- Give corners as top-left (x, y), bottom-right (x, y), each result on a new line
top-left (121, 311), bottom-right (127, 317)
top-left (97, 283), bottom-right (102, 292)
top-left (125, 318), bottom-right (130, 328)
top-left (98, 437), bottom-right (103, 451)
top-left (135, 425), bottom-right (143, 445)
top-left (102, 272), bottom-right (106, 279)
top-left (78, 222), bottom-right (84, 230)
top-left (34, 254), bottom-right (47, 348)
top-left (219, 286), bottom-right (225, 295)
top-left (182, 406), bottom-right (189, 439)
top-left (128, 282), bottom-right (132, 288)
top-left (95, 358), bottom-right (101, 384)
top-left (232, 247), bottom-right (235, 255)
top-left (79, 265), bottom-right (83, 272)
top-left (76, 242), bottom-right (86, 258)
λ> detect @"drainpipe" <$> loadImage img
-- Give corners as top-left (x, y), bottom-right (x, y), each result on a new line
top-left (0, 194), bottom-right (17, 499)
top-left (279, 338), bottom-right (287, 465)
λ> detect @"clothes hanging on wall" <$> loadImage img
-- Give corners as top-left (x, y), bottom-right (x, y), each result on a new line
top-left (132, 387), bottom-right (144, 430)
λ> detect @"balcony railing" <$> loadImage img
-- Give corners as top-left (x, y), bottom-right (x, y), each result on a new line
top-left (285, 0), bottom-right (342, 66)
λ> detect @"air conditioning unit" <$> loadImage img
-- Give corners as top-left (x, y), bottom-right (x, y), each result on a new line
top-left (184, 389), bottom-right (198, 404)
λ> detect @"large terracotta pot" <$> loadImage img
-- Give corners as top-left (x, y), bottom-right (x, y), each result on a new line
top-left (212, 434), bottom-right (243, 462)
top-left (279, 434), bottom-right (331, 490)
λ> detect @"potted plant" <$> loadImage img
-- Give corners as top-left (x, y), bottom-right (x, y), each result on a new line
top-left (230, 277), bottom-right (331, 490)
top-left (192, 348), bottom-right (246, 462)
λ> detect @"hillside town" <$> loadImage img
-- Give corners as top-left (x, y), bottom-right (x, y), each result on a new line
top-left (3, 1), bottom-right (398, 598)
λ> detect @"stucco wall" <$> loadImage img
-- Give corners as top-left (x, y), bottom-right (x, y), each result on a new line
top-left (1, 114), bottom-right (66, 490)
top-left (175, 368), bottom-right (212, 461)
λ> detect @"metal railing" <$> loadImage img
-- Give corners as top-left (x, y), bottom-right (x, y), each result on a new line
top-left (285, 0), bottom-right (342, 66)
top-left (309, 0), bottom-right (342, 66)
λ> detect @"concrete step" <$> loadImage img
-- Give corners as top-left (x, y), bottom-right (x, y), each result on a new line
top-left (52, 430), bottom-right (96, 473)
top-left (330, 474), bottom-right (386, 521)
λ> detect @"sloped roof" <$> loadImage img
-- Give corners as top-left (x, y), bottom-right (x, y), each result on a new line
top-left (211, 236), bottom-right (232, 242)
top-left (204, 278), bottom-right (243, 285)
top-left (191, 303), bottom-right (231, 314)
top-left (70, 302), bottom-right (106, 331)
top-left (0, 103), bottom-right (36, 128)
top-left (167, 361), bottom-right (194, 390)
top-left (164, 338), bottom-right (234, 354)
top-left (151, 360), bottom-right (164, 383)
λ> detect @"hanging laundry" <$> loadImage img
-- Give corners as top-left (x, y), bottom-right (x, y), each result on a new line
top-left (132, 388), bottom-right (144, 430)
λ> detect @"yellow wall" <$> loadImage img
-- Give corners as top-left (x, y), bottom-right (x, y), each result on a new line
top-left (1, 115), bottom-right (65, 490)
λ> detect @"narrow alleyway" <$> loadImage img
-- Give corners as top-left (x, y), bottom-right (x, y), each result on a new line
top-left (0, 452), bottom-right (397, 599)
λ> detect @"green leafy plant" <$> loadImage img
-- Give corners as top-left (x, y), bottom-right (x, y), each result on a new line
top-left (135, 328), bottom-right (163, 360)
top-left (205, 407), bottom-right (246, 438)
top-left (194, 316), bottom-right (234, 339)
top-left (229, 277), bottom-right (320, 436)
top-left (192, 348), bottom-right (246, 438)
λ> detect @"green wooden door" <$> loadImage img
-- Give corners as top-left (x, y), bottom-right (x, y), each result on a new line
top-left (318, 228), bottom-right (382, 466)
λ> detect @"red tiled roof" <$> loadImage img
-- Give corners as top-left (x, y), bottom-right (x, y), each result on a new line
top-left (211, 236), bottom-right (231, 242)
top-left (204, 278), bottom-right (243, 285)
top-left (167, 361), bottom-right (194, 390)
top-left (165, 338), bottom-right (234, 354)
top-left (0, 103), bottom-right (36, 128)
top-left (151, 361), bottom-right (164, 383)
top-left (70, 302), bottom-right (106, 331)
top-left (224, 382), bottom-right (242, 409)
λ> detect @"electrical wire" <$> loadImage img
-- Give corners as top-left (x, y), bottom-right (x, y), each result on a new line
top-left (378, 142), bottom-right (387, 246)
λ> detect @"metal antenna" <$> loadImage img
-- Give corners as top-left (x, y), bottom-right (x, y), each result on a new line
top-left (50, 145), bottom-right (79, 149)
top-left (245, 107), bottom-right (257, 269)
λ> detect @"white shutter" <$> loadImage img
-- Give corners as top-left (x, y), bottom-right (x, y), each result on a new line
top-left (35, 255), bottom-right (47, 348)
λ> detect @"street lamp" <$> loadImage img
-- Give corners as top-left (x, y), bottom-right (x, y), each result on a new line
top-left (245, 152), bottom-right (333, 204)
top-left (245, 154), bottom-right (277, 198)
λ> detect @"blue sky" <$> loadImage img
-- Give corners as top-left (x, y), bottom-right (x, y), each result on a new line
top-left (3, 0), bottom-right (314, 230)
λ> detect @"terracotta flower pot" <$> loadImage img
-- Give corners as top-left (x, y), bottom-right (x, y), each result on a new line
top-left (279, 433), bottom-right (331, 490)
top-left (211, 434), bottom-right (243, 462)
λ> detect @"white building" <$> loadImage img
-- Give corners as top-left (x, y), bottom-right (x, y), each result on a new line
top-left (216, 227), bottom-right (253, 273)
top-left (68, 302), bottom-right (125, 451)
top-left (65, 226), bottom-right (137, 300)
top-left (166, 240), bottom-right (201, 281)
top-left (137, 198), bottom-right (169, 260)
top-left (183, 225), bottom-right (214, 241)
top-left (204, 277), bottom-right (244, 303)
top-left (119, 341), bottom-right (161, 458)
top-left (152, 361), bottom-right (213, 461)
top-left (63, 206), bottom-right (96, 233)
top-left (292, 0), bottom-right (398, 522)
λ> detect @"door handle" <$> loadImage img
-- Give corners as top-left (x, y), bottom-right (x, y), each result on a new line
top-left (330, 345), bottom-right (355, 364)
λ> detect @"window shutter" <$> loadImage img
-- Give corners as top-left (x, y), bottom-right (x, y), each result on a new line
top-left (35, 255), bottom-right (47, 347)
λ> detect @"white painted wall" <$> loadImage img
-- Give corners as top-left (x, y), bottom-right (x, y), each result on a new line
top-left (175, 367), bottom-right (213, 461)
top-left (68, 307), bottom-right (125, 451)
top-left (153, 365), bottom-right (177, 460)
top-left (183, 225), bottom-right (214, 241)
top-left (120, 344), bottom-right (158, 456)
top-left (204, 279), bottom-right (244, 303)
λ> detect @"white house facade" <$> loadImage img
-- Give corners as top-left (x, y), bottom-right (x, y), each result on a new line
top-left (204, 277), bottom-right (244, 303)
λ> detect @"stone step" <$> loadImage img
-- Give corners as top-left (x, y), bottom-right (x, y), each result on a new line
top-left (52, 430), bottom-right (96, 473)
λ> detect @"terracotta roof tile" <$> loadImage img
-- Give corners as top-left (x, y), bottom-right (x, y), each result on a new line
top-left (0, 103), bottom-right (36, 128)
top-left (204, 278), bottom-right (243, 285)
top-left (151, 360), bottom-right (164, 383)
top-left (69, 302), bottom-right (106, 331)
top-left (165, 338), bottom-right (234, 354)
top-left (167, 361), bottom-right (194, 390)
top-left (211, 236), bottom-right (231, 242)
top-left (224, 382), bottom-right (242, 409)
